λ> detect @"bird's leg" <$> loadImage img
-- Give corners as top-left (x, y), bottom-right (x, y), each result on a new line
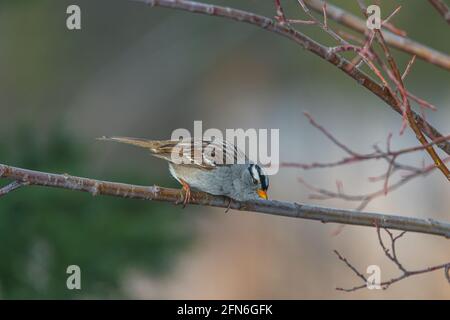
top-left (179, 179), bottom-right (191, 208)
top-left (225, 197), bottom-right (233, 213)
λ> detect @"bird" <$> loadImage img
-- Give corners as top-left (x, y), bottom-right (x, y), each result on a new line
top-left (98, 136), bottom-right (269, 206)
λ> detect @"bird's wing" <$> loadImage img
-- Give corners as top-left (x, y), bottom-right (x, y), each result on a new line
top-left (175, 138), bottom-right (249, 169)
top-left (98, 136), bottom-right (248, 169)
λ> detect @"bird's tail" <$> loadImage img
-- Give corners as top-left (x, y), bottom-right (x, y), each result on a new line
top-left (97, 136), bottom-right (164, 153)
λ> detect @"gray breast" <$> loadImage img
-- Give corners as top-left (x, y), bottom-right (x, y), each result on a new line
top-left (168, 163), bottom-right (243, 198)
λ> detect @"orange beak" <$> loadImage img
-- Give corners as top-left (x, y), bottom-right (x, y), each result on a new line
top-left (257, 189), bottom-right (268, 200)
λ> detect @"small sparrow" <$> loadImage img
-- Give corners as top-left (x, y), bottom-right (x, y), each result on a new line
top-left (99, 137), bottom-right (269, 205)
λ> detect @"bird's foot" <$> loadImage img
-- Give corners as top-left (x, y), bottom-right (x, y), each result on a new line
top-left (225, 197), bottom-right (233, 213)
top-left (179, 179), bottom-right (191, 208)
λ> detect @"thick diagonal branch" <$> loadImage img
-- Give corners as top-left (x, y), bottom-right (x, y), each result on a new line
top-left (1, 163), bottom-right (450, 238)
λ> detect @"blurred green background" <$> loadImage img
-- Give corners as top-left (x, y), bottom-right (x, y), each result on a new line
top-left (0, 126), bottom-right (192, 298)
top-left (0, 0), bottom-right (449, 299)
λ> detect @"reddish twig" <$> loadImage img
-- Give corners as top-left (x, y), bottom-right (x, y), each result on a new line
top-left (354, 0), bottom-right (449, 180)
top-left (303, 0), bottom-right (450, 70)
top-left (134, 0), bottom-right (450, 157)
top-left (282, 113), bottom-right (450, 211)
top-left (367, 48), bottom-right (436, 112)
top-left (299, 0), bottom-right (441, 165)
top-left (297, 0), bottom-right (345, 44)
top-left (274, 0), bottom-right (288, 24)
top-left (297, 156), bottom-right (449, 211)
top-left (336, 30), bottom-right (364, 44)
top-left (282, 113), bottom-right (450, 171)
top-left (372, 15), bottom-right (450, 180)
top-left (406, 91), bottom-right (436, 111)
top-left (284, 135), bottom-right (450, 170)
top-left (302, 112), bottom-right (359, 156)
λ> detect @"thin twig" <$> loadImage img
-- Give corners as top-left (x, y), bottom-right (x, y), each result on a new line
top-left (428, 0), bottom-right (450, 24)
top-left (274, 0), bottom-right (287, 24)
top-left (282, 113), bottom-right (449, 210)
top-left (299, 156), bottom-right (450, 211)
top-left (334, 250), bottom-right (367, 283)
top-left (275, 0), bottom-right (316, 25)
top-left (0, 181), bottom-right (28, 197)
top-left (382, 5), bottom-right (402, 25)
top-left (371, 16), bottom-right (450, 180)
top-left (302, 112), bottom-right (359, 156)
top-left (133, 0), bottom-right (450, 157)
top-left (401, 55), bottom-right (416, 81)
top-left (297, 0), bottom-right (346, 44)
top-left (355, 0), bottom-right (449, 180)
top-left (335, 227), bottom-right (450, 292)
top-left (282, 114), bottom-right (450, 170)
top-left (303, 0), bottom-right (450, 70)
top-left (376, 226), bottom-right (408, 273)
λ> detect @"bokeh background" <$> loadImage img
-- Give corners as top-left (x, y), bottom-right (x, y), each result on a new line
top-left (0, 0), bottom-right (449, 299)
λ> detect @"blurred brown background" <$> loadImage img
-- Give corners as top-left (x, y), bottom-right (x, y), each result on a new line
top-left (0, 0), bottom-right (449, 299)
